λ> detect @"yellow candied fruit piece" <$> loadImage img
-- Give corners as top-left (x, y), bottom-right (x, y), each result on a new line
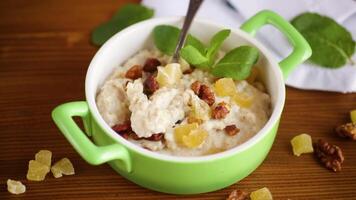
top-left (26, 160), bottom-right (50, 181)
top-left (35, 150), bottom-right (52, 167)
top-left (246, 67), bottom-right (259, 84)
top-left (204, 147), bottom-right (225, 155)
top-left (190, 97), bottom-right (211, 121)
top-left (290, 133), bottom-right (314, 156)
top-left (214, 78), bottom-right (236, 97)
top-left (7, 179), bottom-right (26, 195)
top-left (350, 109), bottom-right (356, 123)
top-left (250, 187), bottom-right (273, 200)
top-left (156, 63), bottom-right (182, 87)
top-left (182, 128), bottom-right (208, 148)
top-left (174, 123), bottom-right (199, 144)
top-left (51, 158), bottom-right (75, 178)
top-left (232, 92), bottom-right (253, 108)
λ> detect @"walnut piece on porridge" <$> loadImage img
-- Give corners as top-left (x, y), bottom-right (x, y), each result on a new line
top-left (212, 102), bottom-right (230, 119)
top-left (224, 125), bottom-right (240, 136)
top-left (125, 65), bottom-right (143, 79)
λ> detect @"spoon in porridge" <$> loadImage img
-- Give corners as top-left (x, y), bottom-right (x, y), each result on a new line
top-left (172, 0), bottom-right (204, 63)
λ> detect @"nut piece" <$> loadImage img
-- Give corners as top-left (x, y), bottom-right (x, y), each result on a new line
top-left (143, 75), bottom-right (159, 95)
top-left (212, 102), bottom-right (230, 119)
top-left (224, 125), bottom-right (240, 136)
top-left (27, 160), bottom-right (50, 181)
top-left (191, 81), bottom-right (201, 95)
top-left (35, 150), bottom-right (52, 167)
top-left (290, 134), bottom-right (314, 156)
top-left (190, 81), bottom-right (215, 106)
top-left (143, 58), bottom-right (161, 72)
top-left (7, 179), bottom-right (26, 195)
top-left (199, 85), bottom-right (215, 106)
top-left (226, 189), bottom-right (249, 200)
top-left (125, 65), bottom-right (142, 79)
top-left (335, 122), bottom-right (356, 140)
top-left (314, 139), bottom-right (344, 172)
top-left (250, 187), bottom-right (273, 200)
top-left (51, 158), bottom-right (75, 178)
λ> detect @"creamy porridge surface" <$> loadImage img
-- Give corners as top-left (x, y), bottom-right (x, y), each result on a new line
top-left (96, 49), bottom-right (271, 156)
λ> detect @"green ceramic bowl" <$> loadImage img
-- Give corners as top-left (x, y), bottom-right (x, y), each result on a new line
top-left (52, 10), bottom-right (311, 194)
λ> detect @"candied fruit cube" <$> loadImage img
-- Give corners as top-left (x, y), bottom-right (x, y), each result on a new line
top-left (174, 123), bottom-right (199, 144)
top-left (35, 150), bottom-right (52, 167)
top-left (214, 78), bottom-right (236, 97)
top-left (27, 160), bottom-right (50, 181)
top-left (351, 109), bottom-right (356, 123)
top-left (7, 179), bottom-right (26, 195)
top-left (51, 158), bottom-right (75, 178)
top-left (250, 187), bottom-right (273, 200)
top-left (156, 63), bottom-right (182, 87)
top-left (232, 92), bottom-right (253, 108)
top-left (182, 128), bottom-right (208, 148)
top-left (246, 67), bottom-right (259, 84)
top-left (290, 133), bottom-right (314, 156)
top-left (190, 97), bottom-right (211, 121)
top-left (204, 147), bottom-right (225, 155)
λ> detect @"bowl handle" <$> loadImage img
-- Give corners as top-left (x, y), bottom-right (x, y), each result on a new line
top-left (240, 10), bottom-right (312, 79)
top-left (52, 101), bottom-right (131, 172)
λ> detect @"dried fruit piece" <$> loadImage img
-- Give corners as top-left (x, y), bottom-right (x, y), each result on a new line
top-left (232, 92), bottom-right (253, 108)
top-left (174, 123), bottom-right (199, 144)
top-left (290, 134), bottom-right (314, 156)
top-left (335, 122), bottom-right (356, 140)
top-left (314, 139), bottom-right (344, 172)
top-left (143, 74), bottom-right (159, 95)
top-left (125, 65), bottom-right (142, 79)
top-left (182, 128), bottom-right (208, 148)
top-left (224, 125), bottom-right (240, 136)
top-left (212, 102), bottom-right (230, 119)
top-left (214, 78), bottom-right (236, 97)
top-left (226, 189), bottom-right (249, 200)
top-left (351, 110), bottom-right (356, 123)
top-left (51, 158), bottom-right (75, 178)
top-left (199, 85), bottom-right (215, 106)
top-left (156, 63), bottom-right (182, 87)
top-left (190, 96), bottom-right (211, 122)
top-left (143, 58), bottom-right (161, 72)
top-left (187, 115), bottom-right (203, 124)
top-left (35, 150), bottom-right (52, 167)
top-left (27, 160), bottom-right (50, 181)
top-left (250, 187), bottom-right (273, 200)
top-left (205, 147), bottom-right (225, 155)
top-left (7, 179), bottom-right (26, 195)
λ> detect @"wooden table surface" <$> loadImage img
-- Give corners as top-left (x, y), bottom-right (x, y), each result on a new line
top-left (1, 1), bottom-right (355, 199)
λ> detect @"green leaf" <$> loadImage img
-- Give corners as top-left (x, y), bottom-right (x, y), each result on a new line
top-left (185, 35), bottom-right (206, 54)
top-left (291, 12), bottom-right (355, 68)
top-left (180, 45), bottom-right (209, 66)
top-left (212, 46), bottom-right (259, 80)
top-left (153, 25), bottom-right (180, 55)
top-left (91, 4), bottom-right (154, 46)
top-left (206, 29), bottom-right (231, 66)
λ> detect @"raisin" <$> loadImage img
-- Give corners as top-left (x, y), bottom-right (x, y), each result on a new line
top-left (143, 58), bottom-right (161, 72)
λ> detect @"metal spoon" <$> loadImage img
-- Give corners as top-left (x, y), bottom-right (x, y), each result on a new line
top-left (172, 0), bottom-right (204, 63)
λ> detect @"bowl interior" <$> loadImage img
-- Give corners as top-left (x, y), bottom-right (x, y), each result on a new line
top-left (85, 17), bottom-right (285, 161)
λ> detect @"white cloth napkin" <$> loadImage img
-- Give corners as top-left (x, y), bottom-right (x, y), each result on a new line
top-left (142, 0), bottom-right (356, 93)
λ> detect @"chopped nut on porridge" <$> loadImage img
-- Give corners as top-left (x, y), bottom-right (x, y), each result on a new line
top-left (224, 125), bottom-right (240, 136)
top-left (143, 58), bottom-right (161, 72)
top-left (212, 102), bottom-right (230, 119)
top-left (125, 65), bottom-right (143, 79)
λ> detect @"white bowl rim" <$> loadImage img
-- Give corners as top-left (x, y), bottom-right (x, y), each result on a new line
top-left (85, 17), bottom-right (286, 163)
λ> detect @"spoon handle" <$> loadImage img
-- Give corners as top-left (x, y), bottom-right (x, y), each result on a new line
top-left (172, 0), bottom-right (204, 63)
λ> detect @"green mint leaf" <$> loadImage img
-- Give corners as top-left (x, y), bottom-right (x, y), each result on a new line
top-left (180, 45), bottom-right (209, 66)
top-left (291, 12), bottom-right (355, 68)
top-left (185, 35), bottom-right (206, 54)
top-left (206, 29), bottom-right (231, 66)
top-left (91, 4), bottom-right (154, 46)
top-left (212, 46), bottom-right (259, 80)
top-left (153, 25), bottom-right (180, 55)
